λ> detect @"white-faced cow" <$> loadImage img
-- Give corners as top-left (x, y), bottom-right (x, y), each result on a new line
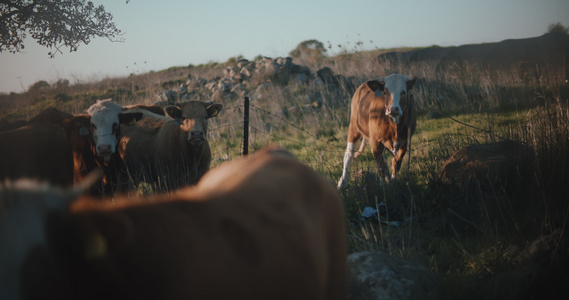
top-left (120, 100), bottom-right (223, 190)
top-left (86, 100), bottom-right (142, 163)
top-left (68, 101), bottom-right (142, 196)
top-left (0, 147), bottom-right (348, 300)
top-left (337, 74), bottom-right (417, 190)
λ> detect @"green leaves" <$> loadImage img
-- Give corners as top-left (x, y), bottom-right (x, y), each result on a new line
top-left (0, 0), bottom-right (125, 57)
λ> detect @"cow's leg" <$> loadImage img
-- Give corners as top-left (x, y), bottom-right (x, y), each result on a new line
top-left (391, 147), bottom-right (407, 180)
top-left (354, 137), bottom-right (367, 158)
top-left (371, 142), bottom-right (390, 182)
top-left (337, 135), bottom-right (361, 190)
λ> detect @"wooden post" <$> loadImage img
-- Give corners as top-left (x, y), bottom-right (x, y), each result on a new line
top-left (243, 96), bottom-right (249, 155)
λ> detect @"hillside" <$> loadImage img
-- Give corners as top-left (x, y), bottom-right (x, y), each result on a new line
top-left (378, 33), bottom-right (569, 79)
top-left (1, 33), bottom-right (568, 123)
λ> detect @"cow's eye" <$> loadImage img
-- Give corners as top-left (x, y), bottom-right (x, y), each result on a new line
top-left (401, 91), bottom-right (406, 95)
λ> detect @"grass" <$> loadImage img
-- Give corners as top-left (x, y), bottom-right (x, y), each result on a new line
top-left (1, 45), bottom-right (568, 298)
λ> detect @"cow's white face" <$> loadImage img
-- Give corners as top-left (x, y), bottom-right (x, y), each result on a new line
top-left (87, 99), bottom-right (123, 162)
top-left (380, 74), bottom-right (417, 124)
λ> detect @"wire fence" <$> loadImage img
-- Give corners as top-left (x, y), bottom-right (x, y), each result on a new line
top-left (206, 95), bottom-right (517, 177)
top-left (208, 96), bottom-right (348, 161)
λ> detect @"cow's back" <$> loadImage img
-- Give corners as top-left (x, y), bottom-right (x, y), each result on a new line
top-left (120, 117), bottom-right (167, 183)
top-left (28, 108), bottom-right (74, 127)
top-left (350, 82), bottom-right (387, 138)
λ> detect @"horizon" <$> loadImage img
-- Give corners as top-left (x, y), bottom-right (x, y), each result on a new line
top-left (1, 0), bottom-right (568, 94)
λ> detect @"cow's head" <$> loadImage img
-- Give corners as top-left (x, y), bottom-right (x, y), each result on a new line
top-left (367, 74), bottom-right (417, 124)
top-left (165, 101), bottom-right (223, 146)
top-left (87, 99), bottom-right (142, 162)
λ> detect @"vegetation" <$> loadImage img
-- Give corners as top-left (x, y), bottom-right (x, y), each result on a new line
top-left (547, 22), bottom-right (569, 34)
top-left (1, 39), bottom-right (568, 299)
top-left (0, 0), bottom-right (127, 57)
top-left (289, 39), bottom-right (328, 65)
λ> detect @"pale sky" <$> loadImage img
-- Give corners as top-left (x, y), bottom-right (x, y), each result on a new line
top-left (1, 0), bottom-right (568, 93)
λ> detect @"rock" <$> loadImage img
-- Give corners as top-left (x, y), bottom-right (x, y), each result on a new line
top-left (316, 67), bottom-right (337, 85)
top-left (439, 141), bottom-right (531, 192)
top-left (218, 78), bottom-right (233, 92)
top-left (159, 90), bottom-right (177, 103)
top-left (348, 251), bottom-right (439, 300)
top-left (158, 56), bottom-right (317, 102)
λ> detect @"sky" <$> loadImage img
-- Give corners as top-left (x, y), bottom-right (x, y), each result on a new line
top-left (1, 0), bottom-right (568, 94)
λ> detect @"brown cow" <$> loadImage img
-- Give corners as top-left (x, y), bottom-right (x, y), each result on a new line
top-left (122, 104), bottom-right (166, 116)
top-left (337, 74), bottom-right (417, 190)
top-left (25, 104), bottom-right (142, 196)
top-left (0, 118), bottom-right (27, 132)
top-left (0, 147), bottom-right (348, 300)
top-left (0, 124), bottom-right (74, 187)
top-left (28, 107), bottom-right (74, 126)
top-left (120, 100), bottom-right (223, 191)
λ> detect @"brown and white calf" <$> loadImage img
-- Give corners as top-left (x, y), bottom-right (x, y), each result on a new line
top-left (337, 74), bottom-right (417, 190)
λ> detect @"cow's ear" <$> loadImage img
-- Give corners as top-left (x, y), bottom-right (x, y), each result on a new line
top-left (366, 80), bottom-right (385, 92)
top-left (165, 106), bottom-right (182, 119)
top-left (118, 112), bottom-right (143, 125)
top-left (406, 76), bottom-right (418, 90)
top-left (66, 115), bottom-right (91, 135)
top-left (206, 103), bottom-right (224, 118)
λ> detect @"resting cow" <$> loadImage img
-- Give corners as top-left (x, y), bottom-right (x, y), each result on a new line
top-left (0, 147), bottom-right (348, 300)
top-left (338, 74), bottom-right (417, 190)
top-left (0, 124), bottom-right (74, 187)
top-left (120, 100), bottom-right (222, 191)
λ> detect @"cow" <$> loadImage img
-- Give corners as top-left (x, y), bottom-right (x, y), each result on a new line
top-left (0, 147), bottom-right (348, 300)
top-left (122, 104), bottom-right (166, 116)
top-left (24, 103), bottom-right (142, 196)
top-left (0, 118), bottom-right (27, 132)
top-left (0, 124), bottom-right (74, 187)
top-left (337, 74), bottom-right (417, 190)
top-left (120, 100), bottom-right (223, 191)
top-left (73, 101), bottom-right (144, 196)
top-left (27, 107), bottom-right (74, 126)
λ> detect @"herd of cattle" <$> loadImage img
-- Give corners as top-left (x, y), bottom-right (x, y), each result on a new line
top-left (0, 73), bottom-right (417, 299)
top-left (0, 99), bottom-right (223, 196)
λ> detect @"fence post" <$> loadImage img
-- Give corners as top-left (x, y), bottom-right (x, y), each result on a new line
top-left (243, 96), bottom-right (250, 155)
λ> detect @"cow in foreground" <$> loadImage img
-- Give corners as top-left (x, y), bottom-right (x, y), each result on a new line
top-left (0, 147), bottom-right (348, 300)
top-left (338, 74), bottom-right (417, 190)
top-left (120, 100), bottom-right (222, 191)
